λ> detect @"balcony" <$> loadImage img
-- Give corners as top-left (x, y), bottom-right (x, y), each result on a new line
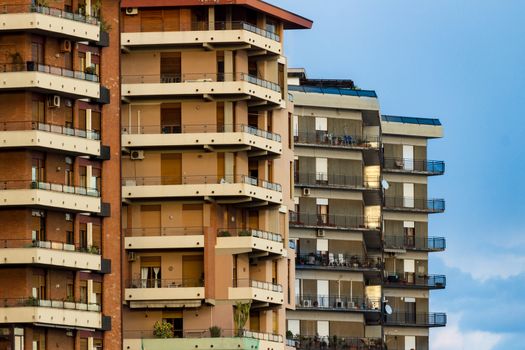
top-left (291, 336), bottom-right (382, 350)
top-left (0, 121), bottom-right (102, 157)
top-left (383, 197), bottom-right (445, 213)
top-left (0, 239), bottom-right (104, 272)
top-left (122, 124), bottom-right (282, 157)
top-left (124, 329), bottom-right (283, 350)
top-left (0, 297), bottom-right (105, 330)
top-left (296, 253), bottom-right (383, 273)
top-left (383, 158), bottom-right (445, 176)
top-left (294, 173), bottom-right (380, 190)
top-left (290, 213), bottom-right (379, 231)
top-left (121, 73), bottom-right (282, 107)
top-left (384, 235), bottom-right (446, 252)
top-left (294, 132), bottom-right (380, 150)
top-left (0, 180), bottom-right (102, 213)
top-left (122, 20), bottom-right (281, 55)
top-left (122, 175), bottom-right (282, 206)
top-left (229, 279), bottom-right (284, 305)
top-left (296, 295), bottom-right (380, 313)
top-left (125, 227), bottom-right (204, 250)
top-left (216, 228), bottom-right (285, 257)
top-left (0, 62), bottom-right (102, 100)
top-left (0, 3), bottom-right (101, 42)
top-left (125, 279), bottom-right (205, 308)
top-left (384, 312), bottom-right (447, 327)
top-left (383, 274), bottom-right (446, 290)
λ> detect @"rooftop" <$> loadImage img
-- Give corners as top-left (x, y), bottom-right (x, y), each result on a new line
top-left (288, 85), bottom-right (377, 98)
top-left (382, 115), bottom-right (442, 126)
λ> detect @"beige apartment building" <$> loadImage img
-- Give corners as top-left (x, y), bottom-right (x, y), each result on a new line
top-left (0, 2), bottom-right (121, 350)
top-left (286, 70), bottom-right (446, 350)
top-left (119, 2), bottom-right (311, 350)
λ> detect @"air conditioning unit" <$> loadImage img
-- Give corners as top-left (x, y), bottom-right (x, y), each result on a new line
top-left (316, 229), bottom-right (325, 237)
top-left (130, 150), bottom-right (144, 160)
top-left (60, 40), bottom-right (72, 53)
top-left (127, 252), bottom-right (136, 261)
top-left (302, 187), bottom-right (311, 196)
top-left (335, 299), bottom-right (345, 308)
top-left (302, 299), bottom-right (312, 307)
top-left (125, 7), bottom-right (138, 15)
top-left (48, 95), bottom-right (60, 108)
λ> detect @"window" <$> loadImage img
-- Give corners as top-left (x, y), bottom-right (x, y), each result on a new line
top-left (316, 198), bottom-right (329, 225)
top-left (91, 168), bottom-right (101, 195)
top-left (92, 223), bottom-right (101, 253)
top-left (93, 281), bottom-right (102, 305)
top-left (31, 39), bottom-right (44, 64)
top-left (79, 166), bottom-right (87, 189)
top-left (32, 157), bottom-right (45, 183)
top-left (79, 223), bottom-right (88, 250)
top-left (315, 158), bottom-right (328, 184)
top-left (32, 329), bottom-right (45, 350)
top-left (65, 213), bottom-right (74, 245)
top-left (91, 111), bottom-right (101, 138)
top-left (65, 100), bottom-right (74, 130)
top-left (79, 280), bottom-right (87, 303)
top-left (140, 257), bottom-right (161, 288)
top-left (65, 157), bottom-right (74, 187)
top-left (31, 210), bottom-right (46, 242)
top-left (163, 317), bottom-right (183, 338)
top-left (32, 96), bottom-right (45, 124)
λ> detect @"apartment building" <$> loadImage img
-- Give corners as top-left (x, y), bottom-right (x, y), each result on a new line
top-left (0, 2), bottom-right (121, 350)
top-left (381, 115), bottom-right (446, 350)
top-left (286, 71), bottom-right (446, 350)
top-left (119, 2), bottom-right (311, 350)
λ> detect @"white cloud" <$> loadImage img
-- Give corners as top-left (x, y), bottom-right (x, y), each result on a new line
top-left (431, 313), bottom-right (504, 350)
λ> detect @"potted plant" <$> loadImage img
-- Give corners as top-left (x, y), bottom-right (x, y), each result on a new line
top-left (233, 301), bottom-right (251, 337)
top-left (209, 326), bottom-right (222, 338)
top-left (63, 295), bottom-right (76, 309)
top-left (84, 66), bottom-right (96, 75)
top-left (238, 230), bottom-right (251, 237)
top-left (286, 330), bottom-right (294, 340)
top-left (218, 231), bottom-right (231, 237)
top-left (153, 321), bottom-right (174, 339)
top-left (25, 296), bottom-right (39, 306)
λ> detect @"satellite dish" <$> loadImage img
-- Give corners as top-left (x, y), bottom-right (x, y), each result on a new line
top-left (381, 179), bottom-right (390, 190)
top-left (385, 304), bottom-right (393, 315)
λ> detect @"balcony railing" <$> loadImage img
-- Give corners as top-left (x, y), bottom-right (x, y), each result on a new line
top-left (127, 278), bottom-right (204, 289)
top-left (217, 228), bottom-right (283, 243)
top-left (383, 157), bottom-right (445, 175)
top-left (290, 336), bottom-right (383, 350)
top-left (385, 312), bottom-right (447, 327)
top-left (124, 329), bottom-right (283, 343)
top-left (0, 120), bottom-right (100, 140)
top-left (122, 175), bottom-right (282, 192)
top-left (296, 295), bottom-right (380, 312)
top-left (294, 132), bottom-right (379, 149)
top-left (125, 226), bottom-right (204, 237)
top-left (290, 213), bottom-right (377, 230)
top-left (233, 279), bottom-right (283, 293)
top-left (1, 62), bottom-right (99, 82)
top-left (122, 123), bottom-right (281, 142)
top-left (294, 172), bottom-right (380, 189)
top-left (383, 274), bottom-right (446, 289)
top-left (384, 235), bottom-right (446, 251)
top-left (0, 180), bottom-right (100, 197)
top-left (296, 253), bottom-right (382, 270)
top-left (0, 3), bottom-right (99, 25)
top-left (0, 297), bottom-right (101, 312)
top-left (121, 72), bottom-right (281, 92)
top-left (1, 239), bottom-right (101, 255)
top-left (384, 197), bottom-right (445, 212)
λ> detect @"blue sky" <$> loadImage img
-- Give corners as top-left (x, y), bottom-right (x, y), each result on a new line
top-left (267, 1), bottom-right (525, 349)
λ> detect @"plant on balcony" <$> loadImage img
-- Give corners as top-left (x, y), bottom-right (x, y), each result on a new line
top-left (233, 301), bottom-right (251, 337)
top-left (88, 246), bottom-right (100, 254)
top-left (25, 296), bottom-right (39, 306)
top-left (238, 230), bottom-right (251, 237)
top-left (63, 295), bottom-right (75, 303)
top-left (218, 231), bottom-right (231, 237)
top-left (209, 326), bottom-right (222, 338)
top-left (35, 0), bottom-right (49, 7)
top-left (84, 66), bottom-right (97, 75)
top-left (286, 330), bottom-right (294, 340)
top-left (153, 321), bottom-right (174, 339)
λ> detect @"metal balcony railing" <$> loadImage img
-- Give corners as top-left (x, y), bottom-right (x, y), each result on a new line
top-left (123, 329), bottom-right (283, 342)
top-left (125, 226), bottom-right (204, 237)
top-left (0, 3), bottom-right (99, 25)
top-left (290, 336), bottom-right (383, 350)
top-left (127, 278), bottom-right (203, 289)
top-left (295, 295), bottom-right (380, 312)
top-left (122, 123), bottom-right (281, 142)
top-left (0, 297), bottom-right (101, 312)
top-left (385, 312), bottom-right (447, 327)
top-left (121, 72), bottom-right (281, 92)
top-left (294, 131), bottom-right (380, 149)
top-left (383, 274), bottom-right (446, 289)
top-left (294, 172), bottom-right (380, 189)
top-left (0, 180), bottom-right (100, 197)
top-left (384, 235), bottom-right (446, 251)
top-left (290, 213), bottom-right (377, 230)
top-left (0, 62), bottom-right (99, 82)
top-left (1, 239), bottom-right (101, 255)
top-left (296, 253), bottom-right (383, 270)
top-left (233, 279), bottom-right (283, 293)
top-left (384, 197), bottom-right (445, 212)
top-left (0, 120), bottom-right (100, 140)
top-left (383, 157), bottom-right (445, 175)
top-left (122, 175), bottom-right (282, 192)
top-left (217, 228), bottom-right (283, 243)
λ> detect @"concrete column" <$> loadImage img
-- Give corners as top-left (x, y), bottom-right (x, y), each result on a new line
top-left (224, 101), bottom-right (233, 132)
top-left (87, 222), bottom-right (93, 247)
top-left (208, 7), bottom-right (215, 30)
top-left (224, 51), bottom-right (234, 81)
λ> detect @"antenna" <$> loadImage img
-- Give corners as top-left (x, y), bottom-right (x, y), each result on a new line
top-left (381, 179), bottom-right (390, 190)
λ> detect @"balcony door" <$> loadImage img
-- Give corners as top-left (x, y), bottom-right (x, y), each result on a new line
top-left (161, 153), bottom-right (182, 185)
top-left (182, 255), bottom-right (204, 287)
top-left (161, 104), bottom-right (181, 134)
top-left (31, 156), bottom-right (45, 184)
top-left (140, 205), bottom-right (161, 236)
top-left (141, 257), bottom-right (161, 288)
top-left (316, 198), bottom-right (329, 225)
top-left (31, 210), bottom-right (46, 243)
top-left (160, 52), bottom-right (181, 83)
top-left (32, 95), bottom-right (46, 125)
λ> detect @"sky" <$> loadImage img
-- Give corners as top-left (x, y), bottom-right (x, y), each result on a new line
top-left (266, 1), bottom-right (525, 349)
